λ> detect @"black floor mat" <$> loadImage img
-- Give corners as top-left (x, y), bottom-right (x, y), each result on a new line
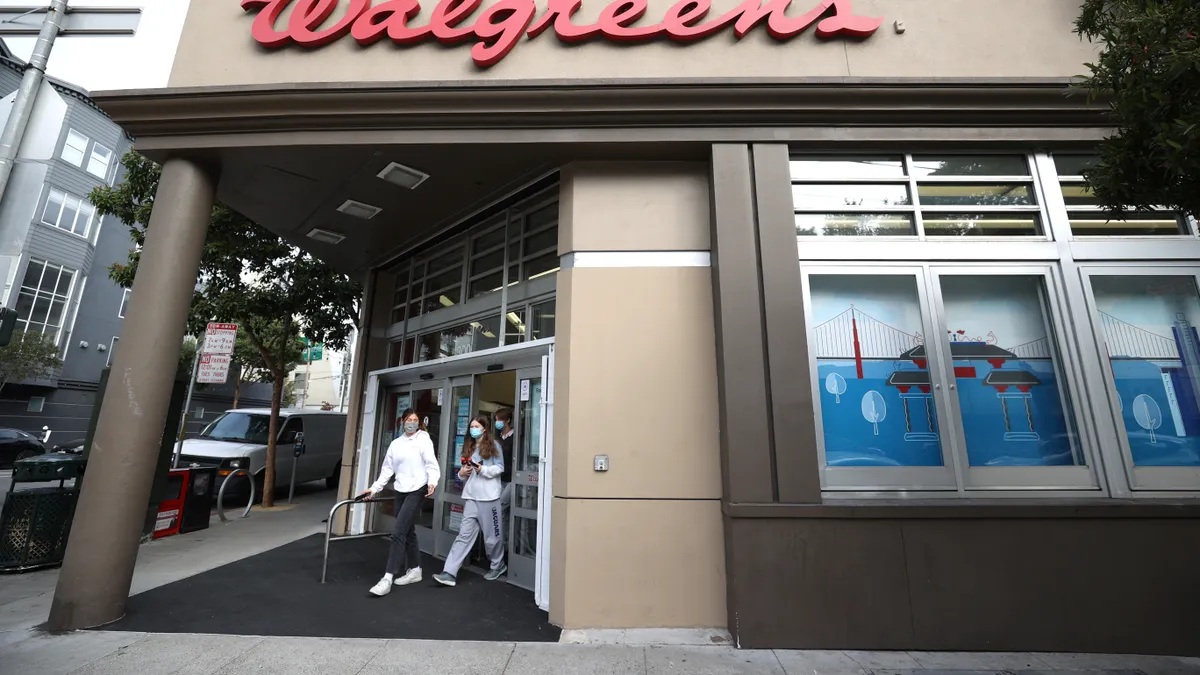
top-left (103, 533), bottom-right (561, 642)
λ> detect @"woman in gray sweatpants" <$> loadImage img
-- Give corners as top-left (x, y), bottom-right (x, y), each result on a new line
top-left (433, 415), bottom-right (506, 586)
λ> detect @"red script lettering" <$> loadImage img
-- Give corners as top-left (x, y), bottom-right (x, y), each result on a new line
top-left (241, 0), bottom-right (882, 68)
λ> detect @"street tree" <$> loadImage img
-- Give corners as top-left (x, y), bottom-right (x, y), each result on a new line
top-left (1075, 0), bottom-right (1200, 219)
top-left (230, 323), bottom-right (305, 409)
top-left (0, 331), bottom-right (62, 396)
top-left (92, 151), bottom-right (362, 506)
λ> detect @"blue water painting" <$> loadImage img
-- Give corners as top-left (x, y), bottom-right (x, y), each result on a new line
top-left (1110, 359), bottom-right (1200, 466)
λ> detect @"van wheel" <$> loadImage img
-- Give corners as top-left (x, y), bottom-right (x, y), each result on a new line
top-left (326, 463), bottom-right (340, 490)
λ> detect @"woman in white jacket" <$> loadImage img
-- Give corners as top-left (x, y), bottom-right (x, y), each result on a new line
top-left (433, 415), bottom-right (506, 587)
top-left (358, 407), bottom-right (440, 597)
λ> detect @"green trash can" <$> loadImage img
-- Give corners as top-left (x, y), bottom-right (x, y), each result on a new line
top-left (0, 454), bottom-right (86, 572)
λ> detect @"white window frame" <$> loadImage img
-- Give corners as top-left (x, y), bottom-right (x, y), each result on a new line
top-left (15, 258), bottom-right (78, 347)
top-left (27, 397), bottom-right (45, 413)
top-left (106, 336), bottom-right (119, 368)
top-left (86, 142), bottom-right (113, 181)
top-left (62, 129), bottom-right (88, 167)
top-left (40, 187), bottom-right (95, 239)
top-left (118, 288), bottom-right (130, 318)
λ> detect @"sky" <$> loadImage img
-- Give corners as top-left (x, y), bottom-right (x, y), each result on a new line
top-left (1, 0), bottom-right (190, 92)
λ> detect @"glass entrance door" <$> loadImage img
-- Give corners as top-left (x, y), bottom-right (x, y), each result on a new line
top-left (435, 376), bottom-right (474, 557)
top-left (507, 366), bottom-right (542, 590)
top-left (379, 383), bottom-right (445, 553)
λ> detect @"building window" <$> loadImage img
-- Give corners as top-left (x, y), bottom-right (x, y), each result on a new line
top-left (195, 407), bottom-right (205, 419)
top-left (530, 299), bottom-right (556, 340)
top-left (294, 372), bottom-right (307, 389)
top-left (62, 130), bottom-right (88, 167)
top-left (87, 142), bottom-right (113, 180)
top-left (27, 397), bottom-right (45, 413)
top-left (118, 288), bottom-right (130, 318)
top-left (415, 314), bottom-right (501, 363)
top-left (15, 259), bottom-right (76, 344)
top-left (106, 337), bottom-right (118, 368)
top-left (1052, 155), bottom-right (1193, 236)
top-left (791, 154), bottom-right (1044, 238)
top-left (41, 188), bottom-right (95, 238)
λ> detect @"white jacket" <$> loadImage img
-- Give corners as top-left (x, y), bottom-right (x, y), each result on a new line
top-left (369, 430), bottom-right (441, 495)
top-left (460, 441), bottom-right (504, 502)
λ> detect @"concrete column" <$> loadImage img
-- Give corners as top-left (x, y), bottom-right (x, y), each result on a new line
top-left (48, 157), bottom-right (217, 631)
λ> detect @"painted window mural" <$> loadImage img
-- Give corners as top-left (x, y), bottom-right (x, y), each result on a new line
top-left (1090, 275), bottom-right (1200, 467)
top-left (810, 274), bottom-right (945, 467)
top-left (936, 275), bottom-right (1082, 467)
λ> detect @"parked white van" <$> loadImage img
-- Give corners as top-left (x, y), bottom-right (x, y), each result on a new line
top-left (176, 409), bottom-right (347, 495)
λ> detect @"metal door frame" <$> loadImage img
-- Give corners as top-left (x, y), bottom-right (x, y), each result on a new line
top-left (506, 364), bottom-right (543, 590)
top-left (434, 375), bottom-right (475, 557)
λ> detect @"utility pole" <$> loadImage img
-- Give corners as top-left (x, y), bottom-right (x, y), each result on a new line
top-left (0, 4), bottom-right (141, 223)
top-left (0, 0), bottom-right (69, 207)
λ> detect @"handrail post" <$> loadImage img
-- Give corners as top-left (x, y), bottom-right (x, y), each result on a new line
top-left (216, 469), bottom-right (255, 523)
top-left (322, 496), bottom-right (387, 584)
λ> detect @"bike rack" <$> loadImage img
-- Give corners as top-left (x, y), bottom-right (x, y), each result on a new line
top-left (216, 469), bottom-right (255, 523)
top-left (322, 497), bottom-right (390, 583)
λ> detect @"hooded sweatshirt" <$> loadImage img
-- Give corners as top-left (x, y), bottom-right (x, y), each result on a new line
top-left (370, 429), bottom-right (441, 495)
top-left (460, 441), bottom-right (504, 502)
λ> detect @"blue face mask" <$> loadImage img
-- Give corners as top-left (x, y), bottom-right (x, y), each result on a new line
top-left (495, 420), bottom-right (505, 431)
top-left (469, 427), bottom-right (484, 439)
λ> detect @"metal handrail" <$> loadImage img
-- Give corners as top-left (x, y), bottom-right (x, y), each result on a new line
top-left (216, 469), bottom-right (255, 523)
top-left (322, 496), bottom-right (390, 583)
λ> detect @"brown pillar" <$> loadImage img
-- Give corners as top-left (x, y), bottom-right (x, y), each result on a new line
top-left (333, 269), bottom-right (377, 536)
top-left (48, 157), bottom-right (217, 631)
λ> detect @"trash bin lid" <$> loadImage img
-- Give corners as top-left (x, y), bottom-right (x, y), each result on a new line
top-left (13, 453), bottom-right (85, 483)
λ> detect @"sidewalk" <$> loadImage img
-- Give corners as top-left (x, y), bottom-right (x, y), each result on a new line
top-left (0, 484), bottom-right (336, 650)
top-left (2, 632), bottom-right (1199, 675)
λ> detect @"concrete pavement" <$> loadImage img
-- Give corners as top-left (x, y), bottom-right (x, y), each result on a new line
top-left (0, 482), bottom-right (336, 650)
top-left (2, 632), bottom-right (1199, 675)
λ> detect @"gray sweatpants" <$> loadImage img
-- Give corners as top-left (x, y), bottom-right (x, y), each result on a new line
top-left (443, 498), bottom-right (504, 577)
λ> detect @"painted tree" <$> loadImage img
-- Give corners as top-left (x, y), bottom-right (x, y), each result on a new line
top-left (92, 151), bottom-right (362, 506)
top-left (0, 332), bottom-right (63, 396)
top-left (1075, 0), bottom-right (1200, 219)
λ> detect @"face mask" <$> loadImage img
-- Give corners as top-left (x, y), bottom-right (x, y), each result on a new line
top-left (495, 420), bottom-right (505, 431)
top-left (404, 422), bottom-right (419, 434)
top-left (469, 427), bottom-right (484, 439)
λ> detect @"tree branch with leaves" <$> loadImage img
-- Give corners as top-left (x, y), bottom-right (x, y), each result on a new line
top-left (91, 151), bottom-right (363, 507)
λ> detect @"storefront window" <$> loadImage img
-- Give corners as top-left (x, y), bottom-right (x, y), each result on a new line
top-left (809, 274), bottom-right (946, 467)
top-left (1090, 275), bottom-right (1200, 467)
top-left (936, 274), bottom-right (1083, 467)
top-left (1053, 155), bottom-right (1192, 236)
top-left (505, 308), bottom-right (526, 344)
top-left (531, 300), bottom-right (556, 340)
top-left (792, 154), bottom-right (1043, 238)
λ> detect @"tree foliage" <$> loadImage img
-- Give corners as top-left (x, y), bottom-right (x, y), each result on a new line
top-left (0, 332), bottom-right (62, 395)
top-left (91, 151), bottom-right (363, 506)
top-left (231, 322), bottom-right (305, 408)
top-left (1076, 0), bottom-right (1200, 219)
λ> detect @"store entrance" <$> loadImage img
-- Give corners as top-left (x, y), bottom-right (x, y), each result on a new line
top-left (370, 340), bottom-right (552, 593)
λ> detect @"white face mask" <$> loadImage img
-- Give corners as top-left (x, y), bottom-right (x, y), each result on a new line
top-left (404, 421), bottom-right (419, 434)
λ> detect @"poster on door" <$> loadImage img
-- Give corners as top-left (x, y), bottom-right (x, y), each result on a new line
top-left (449, 503), bottom-right (464, 533)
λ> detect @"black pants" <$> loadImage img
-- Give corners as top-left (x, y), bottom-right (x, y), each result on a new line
top-left (385, 489), bottom-right (425, 576)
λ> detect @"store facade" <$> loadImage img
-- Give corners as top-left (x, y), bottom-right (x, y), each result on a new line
top-left (57, 0), bottom-right (1200, 655)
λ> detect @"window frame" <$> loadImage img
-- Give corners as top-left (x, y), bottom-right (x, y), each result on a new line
top-left (106, 336), bottom-right (118, 368)
top-left (119, 288), bottom-right (131, 318)
top-left (40, 187), bottom-right (95, 239)
top-left (86, 141), bottom-right (114, 181)
top-left (62, 129), bottom-right (88, 167)
top-left (15, 258), bottom-right (77, 346)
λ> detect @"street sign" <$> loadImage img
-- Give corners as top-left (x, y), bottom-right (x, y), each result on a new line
top-left (197, 353), bottom-right (232, 384)
top-left (304, 344), bottom-right (323, 361)
top-left (0, 7), bottom-right (142, 37)
top-left (202, 323), bottom-right (237, 355)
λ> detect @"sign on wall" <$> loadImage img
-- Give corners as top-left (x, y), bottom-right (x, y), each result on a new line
top-left (202, 323), bottom-right (238, 355)
top-left (197, 353), bottom-right (233, 384)
top-left (242, 0), bottom-right (882, 68)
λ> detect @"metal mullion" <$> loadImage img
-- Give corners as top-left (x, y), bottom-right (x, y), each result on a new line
top-left (522, 221), bottom-right (558, 239)
top-left (790, 177), bottom-right (911, 185)
top-left (499, 208), bottom-right (512, 346)
top-left (467, 267), bottom-right (504, 283)
top-left (918, 206), bottom-right (1044, 213)
top-left (913, 175), bottom-right (1034, 183)
top-left (521, 246), bottom-right (558, 263)
top-left (906, 154), bottom-right (926, 238)
top-left (471, 240), bottom-right (507, 259)
top-left (794, 206), bottom-right (917, 214)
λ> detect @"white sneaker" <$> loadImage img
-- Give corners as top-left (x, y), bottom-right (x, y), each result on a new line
top-left (394, 567), bottom-right (422, 585)
top-left (369, 576), bottom-right (392, 597)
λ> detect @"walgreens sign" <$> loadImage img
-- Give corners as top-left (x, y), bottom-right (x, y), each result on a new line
top-left (243, 0), bottom-right (883, 67)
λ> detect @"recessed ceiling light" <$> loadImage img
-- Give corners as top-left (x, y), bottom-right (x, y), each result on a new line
top-left (376, 162), bottom-right (430, 190)
top-left (337, 199), bottom-right (382, 220)
top-left (306, 228), bottom-right (346, 245)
